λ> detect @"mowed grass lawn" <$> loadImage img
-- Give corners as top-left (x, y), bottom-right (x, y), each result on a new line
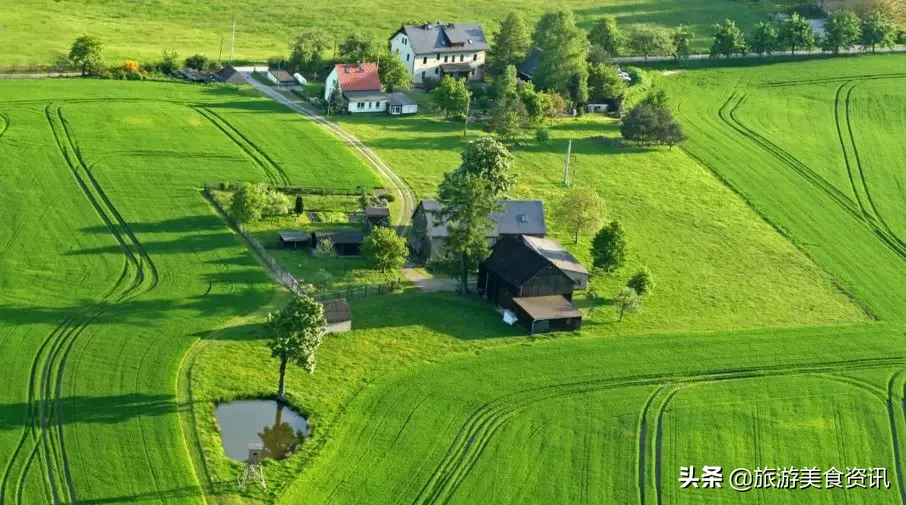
top-left (335, 103), bottom-right (864, 332)
top-left (0, 0), bottom-right (779, 66)
top-left (0, 79), bottom-right (379, 505)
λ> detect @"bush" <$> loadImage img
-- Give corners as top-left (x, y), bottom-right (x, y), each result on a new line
top-left (623, 66), bottom-right (644, 86)
top-left (315, 237), bottom-right (336, 257)
top-left (229, 183), bottom-right (267, 224)
top-left (263, 189), bottom-right (292, 217)
top-left (422, 76), bottom-right (438, 93)
top-left (184, 53), bottom-right (208, 70)
top-left (535, 128), bottom-right (552, 142)
top-left (897, 27), bottom-right (906, 45)
top-left (620, 101), bottom-right (687, 147)
top-left (158, 50), bottom-right (179, 74)
top-left (294, 195), bottom-right (304, 215)
top-left (627, 268), bottom-right (654, 295)
top-left (790, 0), bottom-right (824, 18)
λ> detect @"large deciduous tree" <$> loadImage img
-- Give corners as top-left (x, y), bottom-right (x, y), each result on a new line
top-left (591, 220), bottom-right (626, 272)
top-left (290, 29), bottom-right (330, 71)
top-left (626, 24), bottom-right (671, 61)
top-left (229, 183), bottom-right (267, 224)
top-left (822, 10), bottom-right (862, 53)
top-left (532, 10), bottom-right (589, 102)
top-left (69, 35), bottom-right (103, 76)
top-left (437, 170), bottom-right (499, 294)
top-left (670, 25), bottom-right (695, 60)
top-left (379, 55), bottom-right (410, 91)
top-left (588, 16), bottom-right (622, 57)
top-left (266, 295), bottom-right (327, 400)
top-left (710, 19), bottom-right (748, 58)
top-left (339, 33), bottom-right (381, 62)
top-left (860, 11), bottom-right (896, 52)
top-left (431, 76), bottom-right (470, 119)
top-left (779, 13), bottom-right (816, 54)
top-left (487, 13), bottom-right (532, 77)
top-left (615, 286), bottom-right (642, 322)
top-left (748, 21), bottom-right (780, 56)
top-left (553, 187), bottom-right (606, 244)
top-left (587, 62), bottom-right (627, 103)
top-left (459, 136), bottom-right (515, 198)
top-left (362, 227), bottom-right (408, 274)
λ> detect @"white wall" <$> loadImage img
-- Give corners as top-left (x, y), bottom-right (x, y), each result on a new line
top-left (266, 70), bottom-right (280, 85)
top-left (389, 32), bottom-right (415, 75)
top-left (411, 50), bottom-right (485, 84)
top-left (323, 67), bottom-right (340, 100)
top-left (348, 99), bottom-right (388, 114)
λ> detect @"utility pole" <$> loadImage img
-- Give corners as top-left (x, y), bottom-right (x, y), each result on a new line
top-left (218, 35), bottom-right (224, 63)
top-left (229, 19), bottom-right (236, 63)
top-left (563, 139), bottom-right (572, 186)
top-left (463, 92), bottom-right (471, 138)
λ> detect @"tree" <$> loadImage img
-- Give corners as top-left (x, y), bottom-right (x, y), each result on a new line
top-left (670, 25), bottom-right (695, 60)
top-left (587, 62), bottom-right (627, 102)
top-left (553, 187), bottom-right (606, 244)
top-left (535, 128), bottom-right (551, 142)
top-left (158, 50), bottom-right (179, 74)
top-left (626, 24), bottom-right (671, 61)
top-left (437, 170), bottom-right (499, 294)
top-left (184, 54), bottom-right (208, 70)
top-left (339, 33), bottom-right (380, 62)
top-left (490, 100), bottom-right (526, 140)
top-left (266, 295), bottom-right (327, 400)
top-left (620, 99), bottom-right (686, 147)
top-left (779, 13), bottom-right (816, 54)
top-left (822, 10), bottom-right (862, 53)
top-left (615, 286), bottom-right (642, 322)
top-left (327, 86), bottom-right (347, 115)
top-left (588, 16), bottom-right (622, 56)
top-left (263, 189), bottom-right (292, 216)
top-left (316, 237), bottom-right (336, 257)
top-left (710, 19), bottom-right (748, 58)
top-left (487, 12), bottom-right (532, 77)
top-left (458, 136), bottom-right (516, 198)
top-left (748, 21), bottom-right (780, 56)
top-left (627, 268), bottom-right (654, 295)
top-left (495, 65), bottom-right (519, 101)
top-left (520, 82), bottom-right (554, 124)
top-left (294, 195), bottom-right (304, 215)
top-left (229, 183), bottom-right (267, 224)
top-left (362, 227), bottom-right (408, 273)
top-left (289, 29), bottom-right (330, 71)
top-left (379, 55), bottom-right (410, 91)
top-left (431, 76), bottom-right (470, 119)
top-left (591, 221), bottom-right (626, 271)
top-left (546, 91), bottom-right (569, 124)
top-left (861, 11), bottom-right (896, 52)
top-left (69, 35), bottom-right (103, 76)
top-left (532, 10), bottom-right (589, 101)
top-left (587, 44), bottom-right (613, 64)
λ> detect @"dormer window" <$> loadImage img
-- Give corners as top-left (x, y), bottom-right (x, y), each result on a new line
top-left (517, 214), bottom-right (528, 223)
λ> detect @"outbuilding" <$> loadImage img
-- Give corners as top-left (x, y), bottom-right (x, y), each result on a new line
top-left (267, 68), bottom-right (296, 86)
top-left (322, 298), bottom-right (352, 334)
top-left (364, 206), bottom-right (390, 229)
top-left (510, 295), bottom-right (583, 334)
top-left (277, 230), bottom-right (311, 249)
top-left (219, 65), bottom-right (247, 85)
top-left (314, 231), bottom-right (364, 256)
top-left (388, 92), bottom-right (419, 115)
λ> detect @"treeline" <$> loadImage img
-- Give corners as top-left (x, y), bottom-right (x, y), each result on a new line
top-left (711, 10), bottom-right (903, 58)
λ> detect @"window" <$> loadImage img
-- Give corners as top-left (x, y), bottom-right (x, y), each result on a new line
top-left (421, 71), bottom-right (426, 79)
top-left (473, 53), bottom-right (478, 61)
top-left (368, 101), bottom-right (372, 109)
top-left (460, 55), bottom-right (464, 62)
top-left (444, 56), bottom-right (448, 62)
top-left (470, 69), bottom-right (475, 76)
top-left (357, 102), bottom-right (365, 109)
top-left (423, 56), bottom-right (427, 64)
top-left (406, 54), bottom-right (410, 61)
top-left (436, 53), bottom-right (440, 60)
top-left (434, 67), bottom-right (439, 74)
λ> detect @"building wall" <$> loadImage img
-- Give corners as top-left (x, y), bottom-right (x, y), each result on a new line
top-left (324, 67), bottom-right (340, 100)
top-left (267, 70), bottom-right (279, 85)
top-left (390, 32), bottom-right (416, 75)
top-left (347, 99), bottom-right (388, 114)
top-left (519, 264), bottom-right (575, 299)
top-left (326, 321), bottom-right (352, 334)
top-left (411, 50), bottom-right (485, 84)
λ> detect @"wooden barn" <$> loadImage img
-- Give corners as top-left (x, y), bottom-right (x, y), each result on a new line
top-left (477, 235), bottom-right (587, 334)
top-left (277, 230), bottom-right (311, 249)
top-left (314, 231), bottom-right (364, 256)
top-left (322, 298), bottom-right (352, 334)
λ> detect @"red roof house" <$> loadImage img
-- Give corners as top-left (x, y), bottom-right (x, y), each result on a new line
top-left (332, 63), bottom-right (381, 91)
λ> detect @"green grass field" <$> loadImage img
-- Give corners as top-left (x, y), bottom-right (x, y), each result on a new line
top-left (4, 53), bottom-right (906, 505)
top-left (0, 0), bottom-right (780, 67)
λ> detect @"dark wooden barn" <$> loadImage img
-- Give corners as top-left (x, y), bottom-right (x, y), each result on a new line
top-left (277, 230), bottom-right (311, 249)
top-left (314, 231), bottom-right (364, 256)
top-left (478, 234), bottom-right (586, 334)
top-left (364, 206), bottom-right (390, 229)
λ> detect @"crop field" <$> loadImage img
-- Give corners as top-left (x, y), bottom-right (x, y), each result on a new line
top-left (0, 0), bottom-right (780, 66)
top-left (4, 54), bottom-right (906, 505)
top-left (0, 79), bottom-right (378, 505)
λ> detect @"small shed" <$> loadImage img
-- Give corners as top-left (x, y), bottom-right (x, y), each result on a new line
top-left (278, 230), bottom-right (311, 249)
top-left (292, 72), bottom-right (308, 86)
top-left (267, 68), bottom-right (296, 86)
top-left (364, 206), bottom-right (390, 229)
top-left (511, 295), bottom-right (582, 334)
top-left (314, 231), bottom-right (364, 256)
top-left (388, 92), bottom-right (418, 115)
top-left (219, 65), bottom-right (246, 85)
top-left (322, 298), bottom-right (352, 334)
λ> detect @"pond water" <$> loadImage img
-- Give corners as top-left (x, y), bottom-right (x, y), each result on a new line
top-left (215, 400), bottom-right (310, 461)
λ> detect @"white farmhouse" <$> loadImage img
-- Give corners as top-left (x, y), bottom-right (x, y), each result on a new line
top-left (324, 63), bottom-right (388, 114)
top-left (389, 22), bottom-right (489, 85)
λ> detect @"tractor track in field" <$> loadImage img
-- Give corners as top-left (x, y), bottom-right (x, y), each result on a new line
top-left (408, 357), bottom-right (906, 505)
top-left (720, 86), bottom-right (906, 264)
top-left (0, 103), bottom-right (159, 505)
top-left (0, 113), bottom-right (9, 140)
top-left (835, 76), bottom-right (906, 254)
top-left (191, 106), bottom-right (290, 186)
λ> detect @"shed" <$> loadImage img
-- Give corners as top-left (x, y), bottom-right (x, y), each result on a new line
top-left (267, 68), bottom-right (296, 86)
top-left (364, 206), bottom-right (390, 228)
top-left (314, 231), bottom-right (364, 256)
top-left (388, 92), bottom-right (419, 115)
top-left (219, 65), bottom-right (247, 85)
top-left (322, 298), bottom-right (352, 334)
top-left (511, 295), bottom-right (582, 334)
top-left (278, 230), bottom-right (311, 249)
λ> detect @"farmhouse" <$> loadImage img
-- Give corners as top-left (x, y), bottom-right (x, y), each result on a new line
top-left (322, 298), bottom-right (352, 334)
top-left (323, 63), bottom-right (385, 113)
top-left (478, 235), bottom-right (586, 334)
top-left (389, 22), bottom-right (489, 85)
top-left (266, 68), bottom-right (296, 86)
top-left (411, 199), bottom-right (546, 260)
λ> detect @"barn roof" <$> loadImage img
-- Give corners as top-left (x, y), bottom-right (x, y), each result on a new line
top-left (219, 65), bottom-right (246, 84)
top-left (365, 206), bottom-right (390, 217)
top-left (388, 92), bottom-right (417, 106)
top-left (321, 298), bottom-right (352, 323)
top-left (417, 199), bottom-right (546, 238)
top-left (268, 68), bottom-right (295, 82)
top-left (521, 235), bottom-right (588, 279)
top-left (278, 230), bottom-right (311, 243)
top-left (334, 63), bottom-right (382, 92)
top-left (316, 231), bottom-right (364, 245)
top-left (482, 235), bottom-right (586, 288)
top-left (395, 23), bottom-right (489, 54)
top-left (512, 295), bottom-right (582, 321)
top-left (518, 48), bottom-right (543, 80)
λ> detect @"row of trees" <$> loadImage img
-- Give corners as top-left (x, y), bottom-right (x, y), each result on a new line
top-left (712, 10), bottom-right (901, 58)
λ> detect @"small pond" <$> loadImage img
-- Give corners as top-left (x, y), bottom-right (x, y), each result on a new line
top-left (215, 400), bottom-right (310, 461)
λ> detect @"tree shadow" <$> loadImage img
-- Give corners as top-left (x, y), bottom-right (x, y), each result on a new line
top-left (0, 393), bottom-right (179, 430)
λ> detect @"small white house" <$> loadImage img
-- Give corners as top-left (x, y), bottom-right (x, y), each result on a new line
top-left (292, 73), bottom-right (307, 86)
top-left (388, 92), bottom-right (418, 115)
top-left (324, 63), bottom-right (394, 114)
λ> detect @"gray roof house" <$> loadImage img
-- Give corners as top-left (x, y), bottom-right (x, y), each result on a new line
top-left (411, 199), bottom-right (547, 260)
top-left (389, 22), bottom-right (489, 85)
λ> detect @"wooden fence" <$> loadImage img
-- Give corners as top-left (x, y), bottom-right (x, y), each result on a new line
top-left (204, 181), bottom-right (386, 196)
